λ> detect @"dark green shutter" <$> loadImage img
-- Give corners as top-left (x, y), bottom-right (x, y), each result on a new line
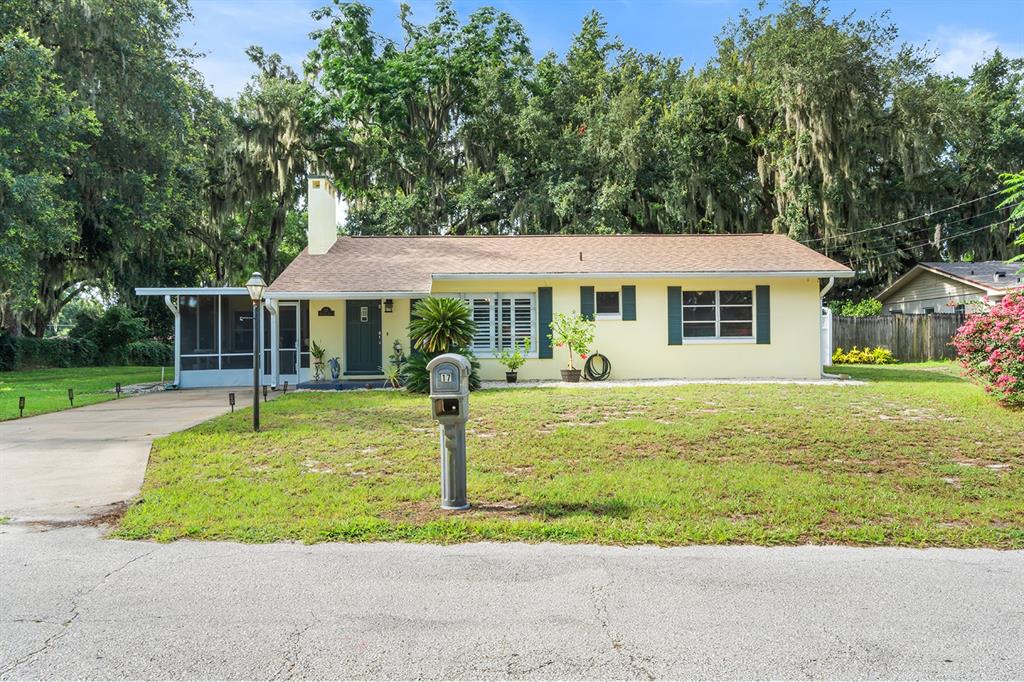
top-left (756, 285), bottom-right (771, 344)
top-left (580, 286), bottom-right (595, 320)
top-left (621, 285), bottom-right (636, 321)
top-left (409, 298), bottom-right (421, 322)
top-left (538, 287), bottom-right (553, 359)
top-left (667, 286), bottom-right (682, 345)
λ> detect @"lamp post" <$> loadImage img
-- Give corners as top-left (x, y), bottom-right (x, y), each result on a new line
top-left (245, 272), bottom-right (267, 432)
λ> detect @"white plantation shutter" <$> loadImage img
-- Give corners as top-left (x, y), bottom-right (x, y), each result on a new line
top-left (459, 293), bottom-right (536, 355)
top-left (463, 295), bottom-right (497, 353)
top-left (499, 295), bottom-right (535, 351)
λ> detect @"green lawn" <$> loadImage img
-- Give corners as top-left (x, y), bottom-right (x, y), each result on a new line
top-left (0, 366), bottom-right (173, 421)
top-left (116, 363), bottom-right (1023, 548)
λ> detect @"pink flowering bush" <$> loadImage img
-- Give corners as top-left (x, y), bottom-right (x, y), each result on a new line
top-left (951, 291), bottom-right (1024, 407)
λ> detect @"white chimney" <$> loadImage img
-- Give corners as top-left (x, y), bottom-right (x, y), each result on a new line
top-left (307, 176), bottom-right (343, 255)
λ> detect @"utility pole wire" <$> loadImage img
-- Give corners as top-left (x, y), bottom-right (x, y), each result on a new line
top-left (841, 217), bottom-right (1013, 267)
top-left (799, 190), bottom-right (1003, 245)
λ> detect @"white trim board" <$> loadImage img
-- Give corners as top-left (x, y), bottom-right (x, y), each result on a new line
top-left (430, 270), bottom-right (853, 281)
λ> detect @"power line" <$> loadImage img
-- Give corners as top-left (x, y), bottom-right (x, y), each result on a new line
top-left (841, 217), bottom-right (1014, 267)
top-left (834, 206), bottom-right (1008, 251)
top-left (800, 190), bottom-right (1003, 245)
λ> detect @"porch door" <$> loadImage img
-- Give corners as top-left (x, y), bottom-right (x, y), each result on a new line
top-left (278, 302), bottom-right (299, 380)
top-left (346, 300), bottom-right (382, 374)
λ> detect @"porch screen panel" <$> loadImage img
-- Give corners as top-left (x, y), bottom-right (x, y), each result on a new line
top-left (220, 296), bottom-right (254, 369)
top-left (300, 300), bottom-right (310, 368)
top-left (180, 295), bottom-right (219, 370)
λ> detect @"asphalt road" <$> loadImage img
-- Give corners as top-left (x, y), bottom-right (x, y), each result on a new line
top-left (1, 525), bottom-right (1021, 680)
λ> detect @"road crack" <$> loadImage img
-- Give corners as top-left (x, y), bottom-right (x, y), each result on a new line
top-left (588, 558), bottom-right (656, 680)
top-left (0, 547), bottom-right (157, 677)
top-left (271, 617), bottom-right (317, 680)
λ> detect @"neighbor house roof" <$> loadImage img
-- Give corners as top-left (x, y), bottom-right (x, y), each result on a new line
top-left (267, 234), bottom-right (852, 296)
top-left (877, 261), bottom-right (1024, 301)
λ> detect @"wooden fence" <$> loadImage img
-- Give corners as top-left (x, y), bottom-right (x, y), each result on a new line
top-left (831, 312), bottom-right (965, 362)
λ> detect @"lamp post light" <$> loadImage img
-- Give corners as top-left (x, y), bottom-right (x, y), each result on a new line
top-left (245, 272), bottom-right (267, 432)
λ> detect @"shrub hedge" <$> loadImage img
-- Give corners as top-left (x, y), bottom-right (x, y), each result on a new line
top-left (0, 334), bottom-right (171, 371)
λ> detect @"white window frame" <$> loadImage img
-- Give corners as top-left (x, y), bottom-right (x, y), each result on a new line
top-left (453, 293), bottom-right (538, 358)
top-left (594, 290), bottom-right (622, 320)
top-left (681, 290), bottom-right (755, 343)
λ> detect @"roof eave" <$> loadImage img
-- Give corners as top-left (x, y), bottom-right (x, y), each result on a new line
top-left (430, 270), bottom-right (854, 281)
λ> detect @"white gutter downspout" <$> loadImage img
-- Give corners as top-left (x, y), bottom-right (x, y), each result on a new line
top-left (820, 276), bottom-right (835, 300)
top-left (164, 295), bottom-right (180, 388)
top-left (820, 277), bottom-right (835, 377)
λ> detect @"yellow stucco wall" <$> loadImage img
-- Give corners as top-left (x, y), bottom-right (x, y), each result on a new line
top-left (433, 277), bottom-right (822, 380)
top-left (307, 297), bottom-right (413, 376)
top-left (306, 277), bottom-right (822, 380)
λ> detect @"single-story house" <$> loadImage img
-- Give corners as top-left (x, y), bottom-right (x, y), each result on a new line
top-left (877, 261), bottom-right (1024, 315)
top-left (136, 177), bottom-right (852, 388)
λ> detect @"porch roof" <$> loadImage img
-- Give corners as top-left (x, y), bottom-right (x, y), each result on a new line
top-left (267, 233), bottom-right (853, 295)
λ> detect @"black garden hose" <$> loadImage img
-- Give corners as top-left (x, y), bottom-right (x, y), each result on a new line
top-left (583, 352), bottom-right (611, 381)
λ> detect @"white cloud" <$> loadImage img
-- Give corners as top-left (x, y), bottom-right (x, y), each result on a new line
top-left (930, 27), bottom-right (1023, 76)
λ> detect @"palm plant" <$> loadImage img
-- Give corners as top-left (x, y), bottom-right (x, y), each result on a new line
top-left (408, 298), bottom-right (476, 353)
top-left (403, 297), bottom-right (480, 393)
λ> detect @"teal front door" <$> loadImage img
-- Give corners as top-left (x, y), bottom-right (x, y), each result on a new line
top-left (346, 300), bottom-right (382, 374)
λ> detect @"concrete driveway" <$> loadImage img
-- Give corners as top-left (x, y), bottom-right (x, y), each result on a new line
top-left (1, 527), bottom-right (1022, 680)
top-left (0, 389), bottom-right (243, 523)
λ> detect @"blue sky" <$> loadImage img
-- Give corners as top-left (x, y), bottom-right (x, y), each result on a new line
top-left (180, 0), bottom-right (1024, 98)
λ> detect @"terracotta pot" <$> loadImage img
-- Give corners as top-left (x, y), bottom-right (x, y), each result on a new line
top-left (560, 368), bottom-right (582, 383)
top-left (505, 371), bottom-right (518, 383)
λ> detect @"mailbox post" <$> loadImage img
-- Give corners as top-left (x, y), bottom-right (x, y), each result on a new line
top-left (427, 353), bottom-right (471, 510)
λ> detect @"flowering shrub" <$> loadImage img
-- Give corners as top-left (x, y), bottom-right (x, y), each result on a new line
top-left (952, 291), bottom-right (1024, 407)
top-left (831, 346), bottom-right (896, 365)
top-left (548, 311), bottom-right (595, 369)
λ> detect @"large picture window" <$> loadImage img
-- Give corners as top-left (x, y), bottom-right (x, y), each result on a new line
top-left (682, 290), bottom-right (753, 339)
top-left (457, 293), bottom-right (537, 356)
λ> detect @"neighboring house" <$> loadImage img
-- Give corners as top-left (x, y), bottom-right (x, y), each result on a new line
top-left (136, 178), bottom-right (852, 387)
top-left (877, 261), bottom-right (1024, 315)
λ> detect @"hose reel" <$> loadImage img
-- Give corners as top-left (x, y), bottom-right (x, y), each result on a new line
top-left (583, 352), bottom-right (611, 381)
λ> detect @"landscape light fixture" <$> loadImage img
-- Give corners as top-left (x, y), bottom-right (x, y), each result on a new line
top-left (262, 384), bottom-right (268, 402)
top-left (228, 392), bottom-right (235, 412)
top-left (67, 388), bottom-right (74, 406)
top-left (115, 382), bottom-right (122, 398)
top-left (283, 381), bottom-right (289, 395)
top-left (18, 396), bottom-right (25, 418)
top-left (245, 272), bottom-right (267, 432)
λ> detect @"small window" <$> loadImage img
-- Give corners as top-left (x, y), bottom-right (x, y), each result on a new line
top-left (595, 291), bottom-right (620, 317)
top-left (923, 307), bottom-right (935, 314)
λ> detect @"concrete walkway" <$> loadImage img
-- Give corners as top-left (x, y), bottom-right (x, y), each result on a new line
top-left (0, 526), bottom-right (1021, 680)
top-left (0, 389), bottom-right (245, 523)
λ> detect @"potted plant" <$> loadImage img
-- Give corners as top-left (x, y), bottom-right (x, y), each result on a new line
top-left (497, 338), bottom-right (531, 383)
top-left (310, 339), bottom-right (328, 381)
top-left (548, 311), bottom-right (595, 383)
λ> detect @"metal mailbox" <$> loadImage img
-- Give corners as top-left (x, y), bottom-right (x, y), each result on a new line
top-left (427, 353), bottom-right (471, 510)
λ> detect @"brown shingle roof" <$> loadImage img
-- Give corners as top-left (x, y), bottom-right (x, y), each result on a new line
top-left (268, 234), bottom-right (853, 293)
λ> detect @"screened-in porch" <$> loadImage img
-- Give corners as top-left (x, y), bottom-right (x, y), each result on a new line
top-left (135, 288), bottom-right (310, 388)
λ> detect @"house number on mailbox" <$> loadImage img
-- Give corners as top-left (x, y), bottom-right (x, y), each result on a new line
top-left (439, 371), bottom-right (452, 383)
